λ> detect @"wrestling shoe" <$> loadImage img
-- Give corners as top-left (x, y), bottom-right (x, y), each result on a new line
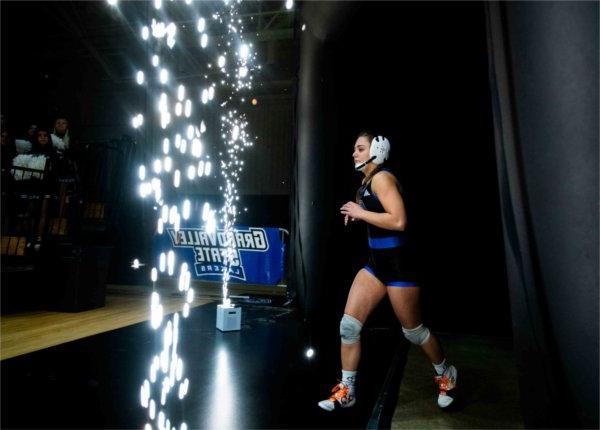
top-left (317, 382), bottom-right (356, 411)
top-left (434, 364), bottom-right (457, 408)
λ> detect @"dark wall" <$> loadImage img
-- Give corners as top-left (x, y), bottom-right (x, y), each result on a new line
top-left (294, 1), bottom-right (509, 335)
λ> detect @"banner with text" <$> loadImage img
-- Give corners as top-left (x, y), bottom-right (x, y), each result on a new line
top-left (154, 226), bottom-right (285, 285)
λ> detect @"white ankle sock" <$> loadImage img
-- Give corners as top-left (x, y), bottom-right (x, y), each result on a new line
top-left (341, 370), bottom-right (357, 393)
top-left (433, 359), bottom-right (447, 375)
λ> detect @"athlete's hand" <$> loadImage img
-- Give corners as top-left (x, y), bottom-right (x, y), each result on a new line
top-left (340, 201), bottom-right (365, 221)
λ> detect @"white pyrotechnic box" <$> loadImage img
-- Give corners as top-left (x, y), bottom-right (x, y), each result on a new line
top-left (216, 304), bottom-right (241, 332)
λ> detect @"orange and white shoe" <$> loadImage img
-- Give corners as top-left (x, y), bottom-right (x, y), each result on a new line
top-left (317, 382), bottom-right (356, 411)
top-left (434, 365), bottom-right (457, 408)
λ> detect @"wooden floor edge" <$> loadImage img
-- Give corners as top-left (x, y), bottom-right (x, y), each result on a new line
top-left (1, 297), bottom-right (214, 361)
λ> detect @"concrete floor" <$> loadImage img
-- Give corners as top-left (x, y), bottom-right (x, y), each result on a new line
top-left (392, 333), bottom-right (524, 429)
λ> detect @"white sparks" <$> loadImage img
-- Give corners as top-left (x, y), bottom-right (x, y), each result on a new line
top-left (187, 165), bottom-right (196, 180)
top-left (153, 158), bottom-right (162, 174)
top-left (239, 44), bottom-right (249, 60)
top-left (182, 199), bottom-right (191, 220)
top-left (197, 17), bottom-right (206, 33)
top-left (159, 252), bottom-right (166, 272)
top-left (159, 68), bottom-right (169, 84)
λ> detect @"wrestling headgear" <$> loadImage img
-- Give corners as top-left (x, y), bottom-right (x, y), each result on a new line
top-left (370, 136), bottom-right (390, 164)
top-left (355, 135), bottom-right (391, 171)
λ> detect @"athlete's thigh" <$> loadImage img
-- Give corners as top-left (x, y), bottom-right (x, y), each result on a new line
top-left (344, 269), bottom-right (387, 323)
top-left (387, 286), bottom-right (422, 328)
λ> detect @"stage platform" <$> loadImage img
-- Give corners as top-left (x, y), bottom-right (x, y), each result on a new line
top-left (1, 299), bottom-right (406, 429)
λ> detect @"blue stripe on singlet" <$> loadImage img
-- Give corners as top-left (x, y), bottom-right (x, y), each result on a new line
top-left (387, 281), bottom-right (418, 287)
top-left (368, 235), bottom-right (404, 249)
top-left (364, 265), bottom-right (375, 276)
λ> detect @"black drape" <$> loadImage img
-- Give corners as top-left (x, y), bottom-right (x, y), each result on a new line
top-left (485, 2), bottom-right (598, 427)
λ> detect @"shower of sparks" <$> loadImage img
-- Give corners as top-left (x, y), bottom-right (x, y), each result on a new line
top-left (107, 0), bottom-right (294, 428)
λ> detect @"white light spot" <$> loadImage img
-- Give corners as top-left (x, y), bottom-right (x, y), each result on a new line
top-left (191, 138), bottom-right (202, 157)
top-left (187, 125), bottom-right (194, 140)
top-left (159, 68), bottom-right (168, 84)
top-left (152, 55), bottom-right (159, 67)
top-left (138, 165), bottom-right (146, 180)
top-left (183, 302), bottom-right (190, 318)
top-left (218, 55), bottom-right (226, 68)
top-left (204, 161), bottom-right (212, 176)
top-left (184, 100), bottom-right (192, 117)
top-left (174, 170), bottom-right (181, 188)
top-left (197, 17), bottom-right (206, 32)
top-left (164, 156), bottom-right (172, 172)
top-left (154, 0), bottom-right (162, 10)
top-left (208, 86), bottom-right (215, 100)
top-left (149, 399), bottom-right (156, 419)
top-left (162, 138), bottom-right (170, 154)
top-left (142, 26), bottom-right (149, 40)
top-left (180, 139), bottom-right (187, 154)
top-left (167, 250), bottom-right (175, 276)
top-left (175, 102), bottom-right (182, 116)
top-left (238, 67), bottom-right (248, 78)
top-left (197, 160), bottom-right (204, 177)
top-left (151, 267), bottom-right (158, 282)
top-left (305, 347), bottom-right (315, 358)
top-left (136, 71), bottom-right (145, 85)
top-left (201, 89), bottom-right (209, 104)
top-left (285, 0), bottom-right (293, 10)
top-left (176, 358), bottom-right (183, 381)
top-left (153, 158), bottom-right (162, 174)
top-left (239, 44), bottom-right (249, 60)
top-left (159, 252), bottom-right (166, 272)
top-left (187, 165), bottom-right (196, 180)
top-left (186, 288), bottom-right (194, 303)
top-left (200, 33), bottom-right (208, 48)
top-left (167, 22), bottom-right (176, 39)
top-left (202, 202), bottom-right (210, 221)
top-left (183, 199), bottom-right (191, 220)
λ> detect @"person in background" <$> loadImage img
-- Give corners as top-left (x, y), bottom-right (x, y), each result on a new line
top-left (51, 116), bottom-right (70, 154)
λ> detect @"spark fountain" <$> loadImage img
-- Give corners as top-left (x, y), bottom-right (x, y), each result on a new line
top-left (105, 0), bottom-right (295, 428)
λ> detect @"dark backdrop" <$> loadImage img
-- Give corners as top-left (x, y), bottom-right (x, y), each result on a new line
top-left (293, 1), bottom-right (510, 336)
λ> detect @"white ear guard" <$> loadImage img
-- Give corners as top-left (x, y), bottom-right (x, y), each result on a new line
top-left (370, 136), bottom-right (390, 165)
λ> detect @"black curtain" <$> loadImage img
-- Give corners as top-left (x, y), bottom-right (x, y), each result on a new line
top-left (485, 2), bottom-right (598, 427)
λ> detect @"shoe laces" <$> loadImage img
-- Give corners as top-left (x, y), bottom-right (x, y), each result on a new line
top-left (434, 374), bottom-right (454, 394)
top-left (328, 382), bottom-right (351, 402)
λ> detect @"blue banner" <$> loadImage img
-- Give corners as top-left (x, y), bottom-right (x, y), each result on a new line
top-left (154, 225), bottom-right (285, 285)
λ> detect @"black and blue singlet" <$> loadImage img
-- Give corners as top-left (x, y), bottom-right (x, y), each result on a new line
top-left (358, 169), bottom-right (419, 287)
